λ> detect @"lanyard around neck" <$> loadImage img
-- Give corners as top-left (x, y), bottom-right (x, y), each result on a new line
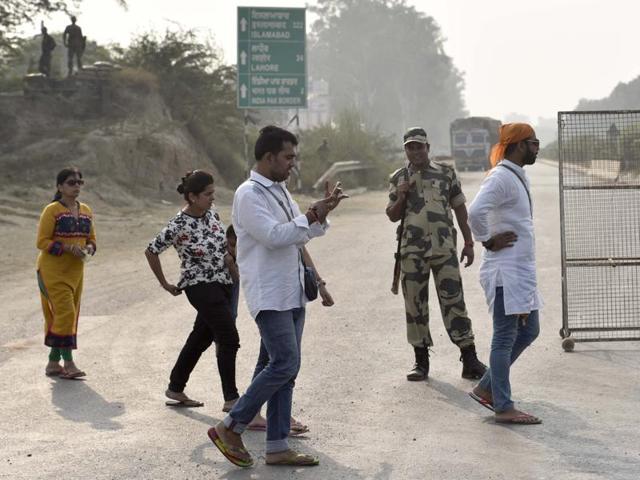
top-left (250, 180), bottom-right (295, 221)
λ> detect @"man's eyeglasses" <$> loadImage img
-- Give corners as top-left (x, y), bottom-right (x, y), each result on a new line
top-left (65, 179), bottom-right (85, 186)
top-left (525, 139), bottom-right (540, 147)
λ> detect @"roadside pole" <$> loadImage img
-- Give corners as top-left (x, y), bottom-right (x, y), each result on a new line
top-left (243, 110), bottom-right (249, 177)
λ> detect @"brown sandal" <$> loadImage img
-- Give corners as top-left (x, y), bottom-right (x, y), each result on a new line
top-left (266, 450), bottom-right (319, 466)
top-left (45, 366), bottom-right (65, 377)
top-left (495, 413), bottom-right (542, 425)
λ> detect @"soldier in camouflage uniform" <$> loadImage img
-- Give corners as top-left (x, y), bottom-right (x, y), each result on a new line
top-left (386, 127), bottom-right (486, 381)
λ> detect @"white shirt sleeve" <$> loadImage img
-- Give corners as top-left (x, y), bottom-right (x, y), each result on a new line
top-left (468, 173), bottom-right (508, 242)
top-left (236, 188), bottom-right (315, 249)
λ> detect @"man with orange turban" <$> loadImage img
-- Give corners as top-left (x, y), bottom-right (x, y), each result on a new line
top-left (467, 123), bottom-right (543, 424)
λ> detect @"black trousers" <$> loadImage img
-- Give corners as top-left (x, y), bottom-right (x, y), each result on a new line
top-left (168, 282), bottom-right (240, 401)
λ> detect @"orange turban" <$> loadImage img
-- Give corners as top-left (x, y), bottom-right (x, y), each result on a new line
top-left (489, 123), bottom-right (535, 167)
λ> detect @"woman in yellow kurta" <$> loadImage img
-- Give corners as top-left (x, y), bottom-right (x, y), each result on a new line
top-left (37, 167), bottom-right (96, 379)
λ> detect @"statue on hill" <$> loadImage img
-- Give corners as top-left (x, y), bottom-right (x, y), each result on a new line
top-left (63, 15), bottom-right (85, 76)
top-left (38, 24), bottom-right (56, 77)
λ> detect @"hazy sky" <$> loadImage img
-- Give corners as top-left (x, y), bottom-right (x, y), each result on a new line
top-left (40, 0), bottom-right (640, 123)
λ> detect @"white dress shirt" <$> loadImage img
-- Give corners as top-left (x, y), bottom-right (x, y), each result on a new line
top-left (232, 171), bottom-right (329, 318)
top-left (468, 160), bottom-right (543, 315)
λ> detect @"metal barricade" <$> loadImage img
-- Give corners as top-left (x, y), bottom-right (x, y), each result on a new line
top-left (558, 110), bottom-right (640, 351)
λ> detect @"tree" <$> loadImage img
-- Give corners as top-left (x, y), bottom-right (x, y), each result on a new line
top-left (0, 1), bottom-right (126, 60)
top-left (309, 0), bottom-right (466, 151)
top-left (116, 29), bottom-right (246, 183)
top-left (297, 108), bottom-right (397, 189)
top-left (0, 33), bottom-right (113, 89)
top-left (576, 75), bottom-right (640, 111)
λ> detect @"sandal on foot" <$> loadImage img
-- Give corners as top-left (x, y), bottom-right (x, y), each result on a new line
top-left (469, 391), bottom-right (495, 412)
top-left (222, 398), bottom-right (237, 413)
top-left (266, 450), bottom-right (319, 466)
top-left (290, 422), bottom-right (310, 436)
top-left (246, 422), bottom-right (309, 436)
top-left (495, 413), bottom-right (542, 425)
top-left (165, 390), bottom-right (203, 408)
top-left (45, 366), bottom-right (65, 377)
top-left (60, 369), bottom-right (86, 379)
top-left (207, 427), bottom-right (253, 468)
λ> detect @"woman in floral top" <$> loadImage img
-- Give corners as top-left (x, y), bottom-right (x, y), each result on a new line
top-left (145, 170), bottom-right (239, 409)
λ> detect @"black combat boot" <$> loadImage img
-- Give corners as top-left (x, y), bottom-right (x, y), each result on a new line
top-left (460, 344), bottom-right (487, 379)
top-left (406, 346), bottom-right (429, 381)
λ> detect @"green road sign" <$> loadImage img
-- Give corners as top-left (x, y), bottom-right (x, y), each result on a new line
top-left (237, 7), bottom-right (306, 109)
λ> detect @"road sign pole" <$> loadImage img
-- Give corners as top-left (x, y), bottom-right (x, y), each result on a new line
top-left (243, 110), bottom-right (249, 177)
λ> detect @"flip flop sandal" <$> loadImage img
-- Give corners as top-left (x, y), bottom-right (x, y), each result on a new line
top-left (45, 367), bottom-right (66, 377)
top-left (289, 423), bottom-right (310, 436)
top-left (222, 399), bottom-right (237, 413)
top-left (469, 391), bottom-right (495, 412)
top-left (165, 390), bottom-right (203, 407)
top-left (265, 450), bottom-right (319, 466)
top-left (165, 399), bottom-right (204, 408)
top-left (60, 370), bottom-right (86, 380)
top-left (245, 423), bottom-right (309, 436)
top-left (495, 413), bottom-right (542, 425)
top-left (207, 427), bottom-right (253, 468)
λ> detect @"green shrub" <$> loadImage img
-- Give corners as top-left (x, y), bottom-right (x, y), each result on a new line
top-left (111, 67), bottom-right (158, 94)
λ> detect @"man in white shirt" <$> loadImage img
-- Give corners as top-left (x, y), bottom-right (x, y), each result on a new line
top-left (467, 123), bottom-right (542, 425)
top-left (209, 126), bottom-right (346, 467)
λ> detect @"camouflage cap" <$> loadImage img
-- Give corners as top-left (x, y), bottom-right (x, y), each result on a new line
top-left (403, 127), bottom-right (428, 145)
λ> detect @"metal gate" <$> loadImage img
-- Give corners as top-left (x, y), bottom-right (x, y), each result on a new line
top-left (558, 110), bottom-right (640, 351)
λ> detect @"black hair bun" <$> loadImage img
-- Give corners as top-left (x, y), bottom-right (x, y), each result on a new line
top-left (176, 184), bottom-right (185, 194)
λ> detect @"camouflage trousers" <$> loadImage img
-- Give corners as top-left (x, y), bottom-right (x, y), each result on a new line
top-left (401, 250), bottom-right (475, 348)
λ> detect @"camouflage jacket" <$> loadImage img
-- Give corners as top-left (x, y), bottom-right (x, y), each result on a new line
top-left (388, 161), bottom-right (466, 256)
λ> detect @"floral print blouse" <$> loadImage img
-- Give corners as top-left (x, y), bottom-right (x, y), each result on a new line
top-left (147, 209), bottom-right (232, 289)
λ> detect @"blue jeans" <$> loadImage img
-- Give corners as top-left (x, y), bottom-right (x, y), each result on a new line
top-left (223, 308), bottom-right (305, 453)
top-left (229, 281), bottom-right (240, 321)
top-left (477, 287), bottom-right (539, 413)
top-left (252, 341), bottom-right (270, 378)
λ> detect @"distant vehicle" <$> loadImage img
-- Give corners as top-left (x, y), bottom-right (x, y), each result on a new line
top-left (449, 117), bottom-right (501, 171)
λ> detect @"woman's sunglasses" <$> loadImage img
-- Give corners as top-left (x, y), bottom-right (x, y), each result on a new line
top-left (64, 179), bottom-right (85, 186)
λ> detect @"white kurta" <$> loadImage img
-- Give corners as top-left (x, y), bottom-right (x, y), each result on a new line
top-left (468, 160), bottom-right (543, 315)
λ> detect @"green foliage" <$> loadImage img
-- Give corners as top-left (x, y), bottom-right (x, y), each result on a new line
top-left (297, 109), bottom-right (397, 189)
top-left (111, 67), bottom-right (159, 94)
top-left (0, 1), bottom-right (70, 56)
top-left (576, 76), bottom-right (640, 111)
top-left (115, 30), bottom-right (246, 184)
top-left (0, 32), bottom-right (113, 88)
top-left (309, 0), bottom-right (466, 151)
top-left (0, 1), bottom-right (126, 63)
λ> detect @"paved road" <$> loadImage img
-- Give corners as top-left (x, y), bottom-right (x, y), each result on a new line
top-left (1, 161), bottom-right (639, 479)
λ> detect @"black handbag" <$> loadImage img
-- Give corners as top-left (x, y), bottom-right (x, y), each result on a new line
top-left (302, 256), bottom-right (319, 301)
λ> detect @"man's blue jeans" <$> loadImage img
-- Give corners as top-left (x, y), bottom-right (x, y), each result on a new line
top-left (477, 287), bottom-right (539, 413)
top-left (223, 308), bottom-right (305, 453)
